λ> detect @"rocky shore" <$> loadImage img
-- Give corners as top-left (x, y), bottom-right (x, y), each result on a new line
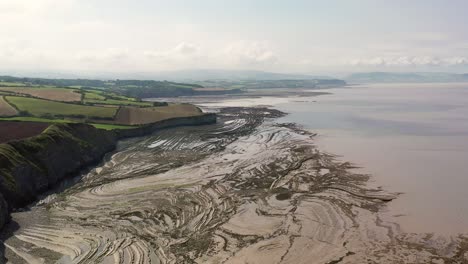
top-left (0, 113), bottom-right (216, 232)
top-left (2, 107), bottom-right (466, 263)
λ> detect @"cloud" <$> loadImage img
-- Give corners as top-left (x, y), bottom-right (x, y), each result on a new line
top-left (174, 42), bottom-right (198, 55)
top-left (144, 42), bottom-right (200, 61)
top-left (0, 0), bottom-right (75, 15)
top-left (444, 57), bottom-right (468, 66)
top-left (348, 56), bottom-right (468, 67)
top-left (224, 41), bottom-right (278, 66)
top-left (77, 49), bottom-right (129, 63)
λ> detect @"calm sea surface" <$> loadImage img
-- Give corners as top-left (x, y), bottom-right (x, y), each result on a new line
top-left (276, 83), bottom-right (468, 234)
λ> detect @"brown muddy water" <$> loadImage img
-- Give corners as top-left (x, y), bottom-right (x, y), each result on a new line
top-left (273, 83), bottom-right (468, 236)
top-left (2, 87), bottom-right (468, 263)
top-left (196, 84), bottom-right (468, 236)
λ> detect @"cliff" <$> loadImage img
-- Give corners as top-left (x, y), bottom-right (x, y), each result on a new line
top-left (0, 113), bottom-right (216, 230)
top-left (115, 113), bottom-right (216, 139)
top-left (0, 123), bottom-right (117, 228)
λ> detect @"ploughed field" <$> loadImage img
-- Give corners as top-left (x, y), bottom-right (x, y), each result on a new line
top-left (0, 87), bottom-right (82, 102)
top-left (0, 85), bottom-right (202, 129)
top-left (3, 107), bottom-right (467, 264)
top-left (0, 121), bottom-right (49, 143)
top-left (114, 104), bottom-right (203, 125)
top-left (0, 97), bottom-right (17, 117)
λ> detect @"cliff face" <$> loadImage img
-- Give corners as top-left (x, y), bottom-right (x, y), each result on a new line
top-left (0, 113), bottom-right (217, 230)
top-left (0, 123), bottom-right (117, 225)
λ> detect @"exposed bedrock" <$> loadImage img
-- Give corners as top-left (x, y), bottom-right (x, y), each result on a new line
top-left (0, 113), bottom-right (217, 232)
top-left (3, 107), bottom-right (467, 264)
top-left (0, 123), bottom-right (116, 216)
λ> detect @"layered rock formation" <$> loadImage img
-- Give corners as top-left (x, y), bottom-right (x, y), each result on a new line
top-left (4, 108), bottom-right (465, 263)
top-left (0, 113), bottom-right (216, 231)
top-left (0, 123), bottom-right (116, 230)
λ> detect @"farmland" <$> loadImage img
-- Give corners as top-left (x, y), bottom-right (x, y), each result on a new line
top-left (0, 87), bottom-right (81, 102)
top-left (5, 96), bottom-right (118, 119)
top-left (83, 90), bottom-right (153, 107)
top-left (0, 76), bottom-right (210, 134)
top-left (0, 96), bottom-right (18, 116)
top-left (0, 121), bottom-right (49, 143)
top-left (0, 76), bottom-right (205, 98)
top-left (83, 92), bottom-right (106, 100)
top-left (115, 104), bottom-right (203, 125)
top-left (84, 98), bottom-right (152, 107)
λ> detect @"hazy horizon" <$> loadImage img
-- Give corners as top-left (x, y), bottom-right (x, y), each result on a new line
top-left (1, 0), bottom-right (468, 76)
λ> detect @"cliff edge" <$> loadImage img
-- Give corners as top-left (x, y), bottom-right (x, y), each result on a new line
top-left (0, 113), bottom-right (216, 230)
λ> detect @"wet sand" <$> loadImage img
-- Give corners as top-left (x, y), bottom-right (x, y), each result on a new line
top-left (2, 100), bottom-right (468, 263)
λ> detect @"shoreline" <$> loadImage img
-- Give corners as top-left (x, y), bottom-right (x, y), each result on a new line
top-left (2, 106), bottom-right (467, 263)
top-left (271, 83), bottom-right (468, 235)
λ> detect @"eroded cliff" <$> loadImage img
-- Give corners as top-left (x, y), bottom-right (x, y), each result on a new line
top-left (0, 113), bottom-right (216, 231)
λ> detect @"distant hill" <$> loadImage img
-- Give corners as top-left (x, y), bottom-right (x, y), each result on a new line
top-left (0, 69), bottom-right (335, 81)
top-left (145, 69), bottom-right (334, 81)
top-left (0, 72), bottom-right (347, 95)
top-left (0, 75), bottom-right (241, 98)
top-left (196, 79), bottom-right (346, 90)
top-left (347, 72), bottom-right (468, 83)
top-left (147, 69), bottom-right (345, 89)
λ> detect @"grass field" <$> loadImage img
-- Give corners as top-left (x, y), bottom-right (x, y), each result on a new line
top-left (0, 116), bottom-right (73, 123)
top-left (0, 78), bottom-right (207, 130)
top-left (0, 87), bottom-right (82, 102)
top-left (0, 82), bottom-right (26, 86)
top-left (88, 123), bottom-right (135, 130)
top-left (103, 92), bottom-right (139, 102)
top-left (5, 96), bottom-right (118, 119)
top-left (0, 96), bottom-right (18, 116)
top-left (0, 91), bottom-right (15, 96)
top-left (115, 104), bottom-right (203, 125)
top-left (82, 89), bottom-right (152, 107)
top-left (0, 117), bottom-right (135, 130)
top-left (84, 98), bottom-right (153, 107)
top-left (84, 92), bottom-right (106, 100)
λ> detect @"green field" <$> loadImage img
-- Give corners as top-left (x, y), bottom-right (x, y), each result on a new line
top-left (0, 91), bottom-right (14, 96)
top-left (0, 76), bottom-right (208, 129)
top-left (0, 116), bottom-right (135, 130)
top-left (0, 82), bottom-right (26, 86)
top-left (0, 116), bottom-right (71, 123)
top-left (89, 123), bottom-right (135, 130)
top-left (5, 96), bottom-right (118, 119)
top-left (82, 89), bottom-right (152, 107)
top-left (84, 92), bottom-right (106, 100)
top-left (84, 98), bottom-right (152, 107)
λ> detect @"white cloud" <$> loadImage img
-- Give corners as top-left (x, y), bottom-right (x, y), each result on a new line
top-left (224, 41), bottom-right (278, 66)
top-left (0, 1), bottom-right (467, 74)
top-left (348, 56), bottom-right (468, 67)
top-left (77, 49), bottom-right (129, 63)
top-left (445, 57), bottom-right (468, 66)
top-left (145, 42), bottom-right (200, 61)
top-left (0, 0), bottom-right (76, 16)
top-left (174, 42), bottom-right (198, 56)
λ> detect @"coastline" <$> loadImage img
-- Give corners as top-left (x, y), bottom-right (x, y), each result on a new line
top-left (2, 104), bottom-right (467, 263)
top-left (0, 113), bottom-right (216, 232)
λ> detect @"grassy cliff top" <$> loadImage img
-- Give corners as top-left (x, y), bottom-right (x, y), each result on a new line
top-left (0, 76), bottom-right (206, 132)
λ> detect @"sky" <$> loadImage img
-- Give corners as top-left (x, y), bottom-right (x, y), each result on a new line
top-left (1, 0), bottom-right (468, 76)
